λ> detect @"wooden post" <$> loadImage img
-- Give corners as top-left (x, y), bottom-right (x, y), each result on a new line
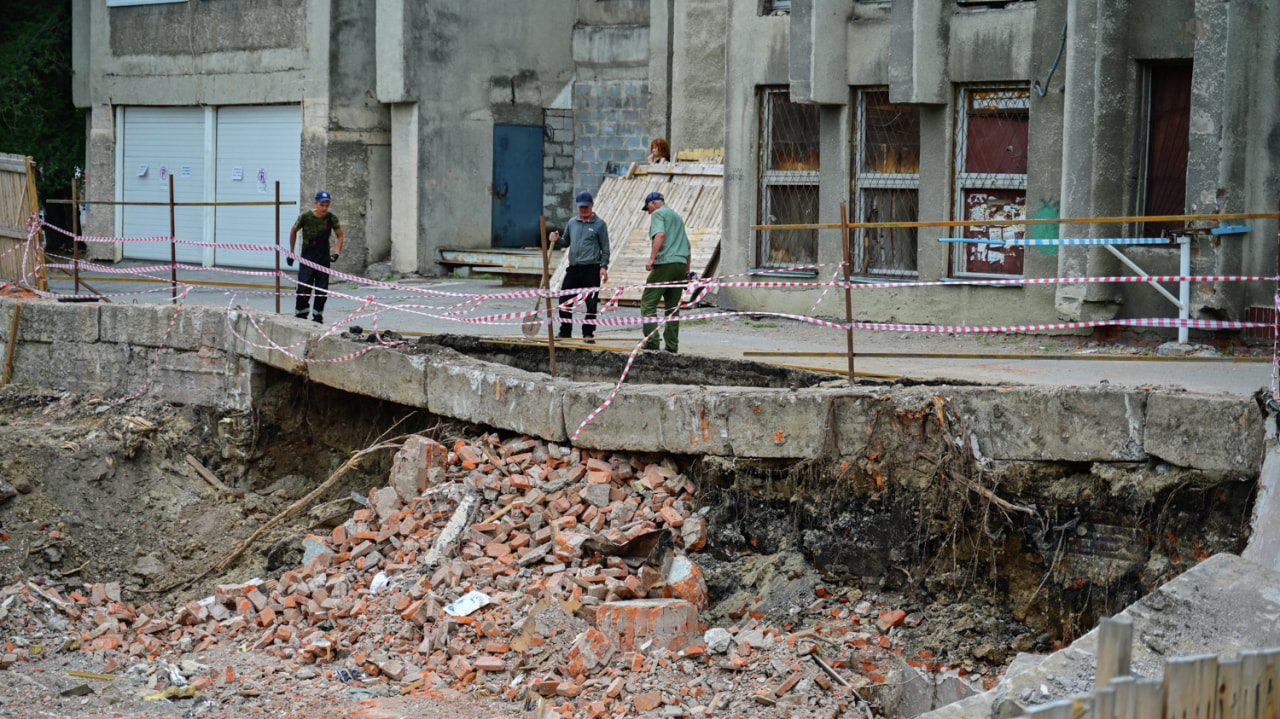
top-left (168, 174), bottom-right (177, 301)
top-left (540, 216), bottom-right (557, 377)
top-left (1165, 655), bottom-right (1220, 719)
top-left (24, 158), bottom-right (47, 292)
top-left (1218, 658), bottom-right (1243, 719)
top-left (1109, 676), bottom-right (1137, 719)
top-left (275, 181), bottom-right (281, 314)
top-left (840, 202), bottom-right (855, 385)
top-left (71, 176), bottom-right (81, 294)
top-left (1095, 616), bottom-right (1134, 690)
top-left (3, 301), bottom-right (20, 386)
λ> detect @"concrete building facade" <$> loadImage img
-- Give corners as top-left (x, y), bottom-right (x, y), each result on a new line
top-left (72, 0), bottom-right (1275, 333)
top-left (70, 0), bottom-right (725, 278)
top-left (722, 0), bottom-right (1280, 330)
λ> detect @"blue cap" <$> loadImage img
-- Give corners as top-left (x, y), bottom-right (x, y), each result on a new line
top-left (315, 190), bottom-right (331, 203)
top-left (642, 191), bottom-right (664, 210)
top-left (575, 190), bottom-right (593, 207)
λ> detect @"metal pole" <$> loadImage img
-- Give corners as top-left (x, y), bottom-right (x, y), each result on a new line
top-left (169, 174), bottom-right (177, 301)
top-left (275, 181), bottom-right (281, 314)
top-left (540, 216), bottom-right (557, 378)
top-left (840, 202), bottom-right (855, 385)
top-left (1178, 236), bottom-right (1190, 344)
top-left (71, 176), bottom-right (80, 294)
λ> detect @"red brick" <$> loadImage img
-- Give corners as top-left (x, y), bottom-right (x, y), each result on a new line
top-left (474, 655), bottom-right (505, 672)
top-left (775, 672), bottom-right (802, 696)
top-left (877, 609), bottom-right (907, 632)
top-left (596, 599), bottom-right (699, 653)
top-left (634, 691), bottom-right (663, 712)
top-left (658, 506), bottom-right (685, 527)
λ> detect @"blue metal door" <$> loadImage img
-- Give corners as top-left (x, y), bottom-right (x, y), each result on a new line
top-left (491, 124), bottom-right (544, 248)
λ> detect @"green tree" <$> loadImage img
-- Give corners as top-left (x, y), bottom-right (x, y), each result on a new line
top-left (0, 0), bottom-right (84, 205)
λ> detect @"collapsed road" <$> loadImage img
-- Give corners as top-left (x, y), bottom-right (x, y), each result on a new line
top-left (0, 297), bottom-right (1268, 718)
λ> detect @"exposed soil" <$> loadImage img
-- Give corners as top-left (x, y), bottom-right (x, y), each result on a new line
top-left (0, 365), bottom-right (1258, 718)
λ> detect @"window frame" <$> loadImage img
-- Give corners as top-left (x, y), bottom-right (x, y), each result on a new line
top-left (851, 88), bottom-right (921, 279)
top-left (756, 86), bottom-right (820, 273)
top-left (950, 84), bottom-right (1030, 279)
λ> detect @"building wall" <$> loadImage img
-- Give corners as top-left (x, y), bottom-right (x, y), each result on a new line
top-left (70, 0), bottom-right (388, 276)
top-left (543, 109), bottom-right (577, 233)
top-left (722, 0), bottom-right (1280, 332)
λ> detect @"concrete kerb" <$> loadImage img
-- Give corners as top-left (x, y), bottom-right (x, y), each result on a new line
top-left (946, 386), bottom-right (1149, 463)
top-left (0, 299), bottom-right (1267, 477)
top-left (1144, 392), bottom-right (1265, 475)
top-left (425, 353), bottom-right (570, 443)
top-left (563, 382), bottom-right (729, 455)
top-left (308, 334), bottom-right (430, 407)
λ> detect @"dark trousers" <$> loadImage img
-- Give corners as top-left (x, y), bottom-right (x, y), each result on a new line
top-left (295, 259), bottom-right (331, 316)
top-left (559, 264), bottom-right (601, 338)
top-left (640, 262), bottom-right (687, 351)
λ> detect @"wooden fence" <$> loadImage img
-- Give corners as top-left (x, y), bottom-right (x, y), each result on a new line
top-left (0, 153), bottom-right (44, 288)
top-left (1022, 618), bottom-right (1280, 719)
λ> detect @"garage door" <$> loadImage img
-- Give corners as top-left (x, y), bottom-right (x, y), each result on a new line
top-left (213, 105), bottom-right (302, 269)
top-left (119, 107), bottom-right (206, 264)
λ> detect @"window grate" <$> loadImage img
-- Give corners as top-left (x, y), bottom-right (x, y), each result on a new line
top-left (953, 86), bottom-right (1029, 278)
top-left (758, 88), bottom-right (820, 270)
top-left (853, 89), bottom-right (921, 278)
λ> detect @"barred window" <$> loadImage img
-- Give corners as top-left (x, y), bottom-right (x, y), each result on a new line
top-left (852, 89), bottom-right (920, 278)
top-left (757, 88), bottom-right (819, 270)
top-left (953, 86), bottom-right (1029, 277)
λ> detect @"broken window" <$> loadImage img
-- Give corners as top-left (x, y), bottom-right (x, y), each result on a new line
top-left (1141, 63), bottom-right (1192, 238)
top-left (852, 89), bottom-right (920, 278)
top-left (953, 86), bottom-right (1028, 277)
top-left (758, 87), bottom-right (820, 270)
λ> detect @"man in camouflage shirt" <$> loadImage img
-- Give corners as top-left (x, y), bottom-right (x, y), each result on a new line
top-left (288, 190), bottom-right (344, 323)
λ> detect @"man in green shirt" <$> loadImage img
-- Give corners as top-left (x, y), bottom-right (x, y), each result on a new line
top-left (640, 192), bottom-right (691, 353)
top-left (287, 190), bottom-right (344, 323)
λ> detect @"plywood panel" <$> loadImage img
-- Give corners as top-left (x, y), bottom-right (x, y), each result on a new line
top-left (549, 164), bottom-right (722, 306)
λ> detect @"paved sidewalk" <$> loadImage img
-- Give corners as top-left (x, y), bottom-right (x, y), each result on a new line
top-left (42, 267), bottom-right (1273, 397)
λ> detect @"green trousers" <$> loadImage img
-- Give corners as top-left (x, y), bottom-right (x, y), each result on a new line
top-left (640, 262), bottom-right (687, 351)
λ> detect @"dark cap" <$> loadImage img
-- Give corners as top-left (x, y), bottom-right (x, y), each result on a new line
top-left (642, 191), bottom-right (664, 210)
top-left (575, 190), bottom-right (593, 207)
top-left (315, 190), bottom-right (331, 203)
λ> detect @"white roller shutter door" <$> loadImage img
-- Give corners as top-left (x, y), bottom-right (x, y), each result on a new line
top-left (119, 107), bottom-right (205, 263)
top-left (213, 105), bottom-right (302, 269)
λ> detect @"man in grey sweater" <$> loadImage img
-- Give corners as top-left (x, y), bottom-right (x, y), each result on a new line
top-left (549, 191), bottom-right (610, 342)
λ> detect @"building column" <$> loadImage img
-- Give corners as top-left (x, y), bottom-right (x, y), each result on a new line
top-left (390, 103), bottom-right (419, 274)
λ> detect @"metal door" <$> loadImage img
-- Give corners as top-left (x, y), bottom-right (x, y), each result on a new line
top-left (491, 124), bottom-right (543, 248)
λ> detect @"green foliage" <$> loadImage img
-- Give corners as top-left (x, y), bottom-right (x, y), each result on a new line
top-left (0, 0), bottom-right (85, 204)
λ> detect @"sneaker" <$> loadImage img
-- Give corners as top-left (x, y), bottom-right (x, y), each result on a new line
top-left (642, 345), bottom-right (660, 352)
top-left (312, 314), bottom-right (323, 324)
top-left (295, 312), bottom-right (308, 319)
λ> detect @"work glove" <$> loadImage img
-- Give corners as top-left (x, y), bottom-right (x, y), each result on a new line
top-left (330, 253), bottom-right (340, 263)
top-left (286, 256), bottom-right (294, 267)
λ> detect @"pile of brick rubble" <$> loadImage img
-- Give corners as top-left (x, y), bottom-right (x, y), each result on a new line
top-left (0, 434), bottom-right (989, 718)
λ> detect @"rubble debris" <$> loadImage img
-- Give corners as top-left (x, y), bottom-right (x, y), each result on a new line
top-left (0, 430), bottom-right (997, 718)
